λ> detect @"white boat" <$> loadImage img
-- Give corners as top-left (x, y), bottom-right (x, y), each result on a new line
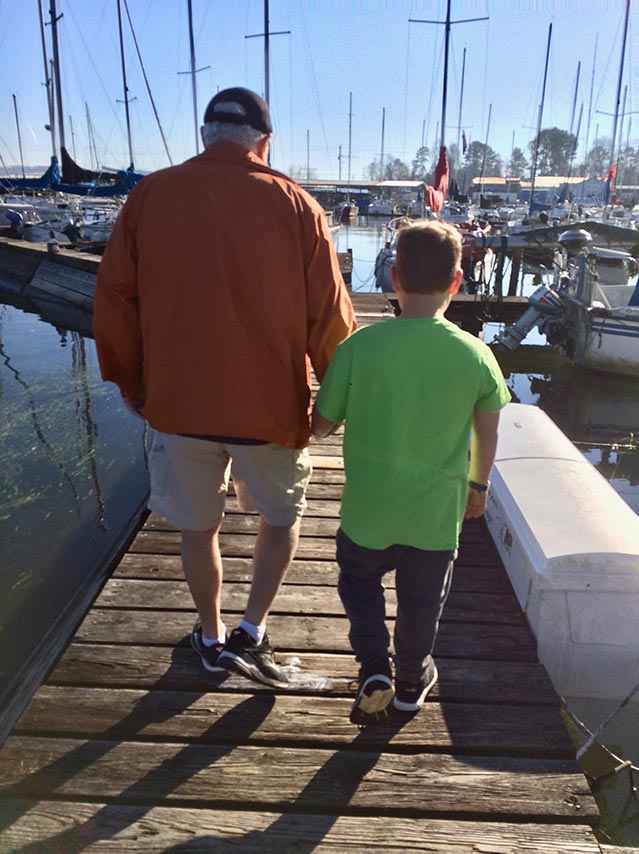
top-left (486, 402), bottom-right (639, 704)
top-left (494, 229), bottom-right (639, 377)
top-left (366, 198), bottom-right (397, 216)
top-left (333, 201), bottom-right (359, 223)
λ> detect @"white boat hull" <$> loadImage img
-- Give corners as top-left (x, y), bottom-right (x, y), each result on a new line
top-left (577, 308), bottom-right (639, 376)
top-left (486, 403), bottom-right (639, 703)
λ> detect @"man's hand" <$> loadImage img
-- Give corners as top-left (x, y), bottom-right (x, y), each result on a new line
top-left (464, 487), bottom-right (488, 519)
top-left (123, 397), bottom-right (145, 420)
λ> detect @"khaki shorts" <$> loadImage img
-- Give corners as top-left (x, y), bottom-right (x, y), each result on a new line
top-left (147, 431), bottom-right (312, 531)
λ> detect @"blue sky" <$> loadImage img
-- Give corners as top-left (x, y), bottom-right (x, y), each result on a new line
top-left (0, 0), bottom-right (634, 178)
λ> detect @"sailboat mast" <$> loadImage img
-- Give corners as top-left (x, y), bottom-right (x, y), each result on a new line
top-left (528, 22), bottom-right (552, 217)
top-left (347, 91), bottom-right (353, 202)
top-left (187, 0), bottom-right (199, 154)
top-left (609, 0), bottom-right (630, 173)
top-left (569, 61), bottom-right (581, 136)
top-left (116, 0), bottom-right (134, 166)
top-left (479, 102), bottom-right (492, 191)
top-left (440, 0), bottom-right (452, 149)
top-left (86, 103), bottom-right (98, 170)
top-left (409, 5), bottom-right (487, 151)
top-left (456, 45), bottom-right (466, 152)
top-left (38, 0), bottom-right (56, 157)
top-left (49, 0), bottom-right (66, 152)
top-left (264, 0), bottom-right (270, 104)
top-left (380, 107), bottom-right (385, 180)
top-left (12, 95), bottom-right (25, 179)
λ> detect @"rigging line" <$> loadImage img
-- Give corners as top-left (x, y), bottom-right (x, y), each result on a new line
top-left (196, 0), bottom-right (214, 45)
top-left (288, 20), bottom-right (294, 173)
top-left (297, 4), bottom-right (331, 171)
top-left (122, 0), bottom-right (172, 165)
top-left (62, 2), bottom-right (122, 128)
top-left (401, 20), bottom-right (411, 162)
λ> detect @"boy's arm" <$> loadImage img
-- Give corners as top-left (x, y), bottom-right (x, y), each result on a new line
top-left (465, 408), bottom-right (501, 519)
top-left (311, 403), bottom-right (342, 438)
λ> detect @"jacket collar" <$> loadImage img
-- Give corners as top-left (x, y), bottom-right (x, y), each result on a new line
top-left (196, 142), bottom-right (268, 169)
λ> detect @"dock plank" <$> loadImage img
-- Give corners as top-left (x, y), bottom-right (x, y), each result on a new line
top-left (0, 800), bottom-right (602, 852)
top-left (129, 529), bottom-right (502, 566)
top-left (15, 686), bottom-right (575, 756)
top-left (0, 736), bottom-right (597, 821)
top-left (93, 578), bottom-right (523, 624)
top-left (113, 552), bottom-right (514, 592)
top-left (48, 645), bottom-right (561, 706)
top-left (72, 609), bottom-right (540, 661)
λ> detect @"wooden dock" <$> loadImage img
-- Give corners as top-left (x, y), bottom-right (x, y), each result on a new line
top-left (0, 292), bottom-right (607, 852)
top-left (0, 472), bottom-right (605, 849)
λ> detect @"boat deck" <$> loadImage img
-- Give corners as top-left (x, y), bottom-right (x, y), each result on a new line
top-left (0, 296), bottom-right (606, 852)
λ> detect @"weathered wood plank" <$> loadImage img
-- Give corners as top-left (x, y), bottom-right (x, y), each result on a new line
top-left (49, 645), bottom-right (559, 705)
top-left (93, 578), bottom-right (523, 625)
top-left (14, 686), bottom-right (575, 756)
top-left (72, 610), bottom-right (539, 660)
top-left (129, 530), bottom-right (502, 567)
top-left (113, 553), bottom-right (514, 592)
top-left (0, 736), bottom-right (597, 820)
top-left (147, 513), bottom-right (501, 552)
top-left (308, 455), bottom-right (344, 468)
top-left (0, 799), bottom-right (602, 852)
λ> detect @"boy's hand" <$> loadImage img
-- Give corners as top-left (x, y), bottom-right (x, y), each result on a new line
top-left (311, 406), bottom-right (341, 438)
top-left (464, 487), bottom-right (488, 519)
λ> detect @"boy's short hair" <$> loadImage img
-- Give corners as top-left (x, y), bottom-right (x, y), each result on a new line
top-left (395, 220), bottom-right (462, 294)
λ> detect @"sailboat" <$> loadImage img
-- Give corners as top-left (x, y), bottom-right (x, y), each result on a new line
top-left (333, 92), bottom-right (359, 223)
top-left (44, 0), bottom-right (145, 198)
top-left (373, 1), bottom-right (489, 293)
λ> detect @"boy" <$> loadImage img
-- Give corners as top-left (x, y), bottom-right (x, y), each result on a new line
top-left (312, 221), bottom-right (510, 725)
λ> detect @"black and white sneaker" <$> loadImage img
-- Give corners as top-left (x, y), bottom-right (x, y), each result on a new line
top-left (350, 657), bottom-right (394, 725)
top-left (393, 656), bottom-right (438, 711)
top-left (217, 627), bottom-right (288, 688)
top-left (190, 621), bottom-right (226, 673)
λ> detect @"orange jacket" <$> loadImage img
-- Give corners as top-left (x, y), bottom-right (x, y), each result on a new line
top-left (93, 143), bottom-right (356, 448)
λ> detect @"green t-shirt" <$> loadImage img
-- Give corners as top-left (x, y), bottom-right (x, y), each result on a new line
top-left (315, 317), bottom-right (511, 550)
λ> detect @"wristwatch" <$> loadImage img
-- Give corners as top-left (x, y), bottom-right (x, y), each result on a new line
top-left (468, 479), bottom-right (490, 493)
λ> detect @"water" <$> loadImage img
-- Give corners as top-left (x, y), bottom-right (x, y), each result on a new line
top-left (337, 219), bottom-right (639, 845)
top-left (0, 295), bottom-right (149, 728)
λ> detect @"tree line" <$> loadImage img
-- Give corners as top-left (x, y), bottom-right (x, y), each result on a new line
top-left (362, 128), bottom-right (639, 187)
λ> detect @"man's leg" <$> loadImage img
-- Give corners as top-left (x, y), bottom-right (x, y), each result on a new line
top-left (181, 524), bottom-right (225, 640)
top-left (146, 432), bottom-right (231, 673)
top-left (217, 444), bottom-right (310, 687)
top-left (243, 517), bottom-right (301, 627)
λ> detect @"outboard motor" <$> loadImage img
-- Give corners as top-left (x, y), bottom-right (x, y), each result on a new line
top-left (493, 286), bottom-right (564, 350)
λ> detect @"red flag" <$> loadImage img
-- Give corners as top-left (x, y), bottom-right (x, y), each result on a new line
top-left (462, 130), bottom-right (468, 154)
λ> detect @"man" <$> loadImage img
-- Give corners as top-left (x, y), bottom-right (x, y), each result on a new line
top-left (93, 87), bottom-right (356, 688)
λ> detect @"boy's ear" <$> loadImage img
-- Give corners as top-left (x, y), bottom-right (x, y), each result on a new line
top-left (449, 270), bottom-right (463, 295)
